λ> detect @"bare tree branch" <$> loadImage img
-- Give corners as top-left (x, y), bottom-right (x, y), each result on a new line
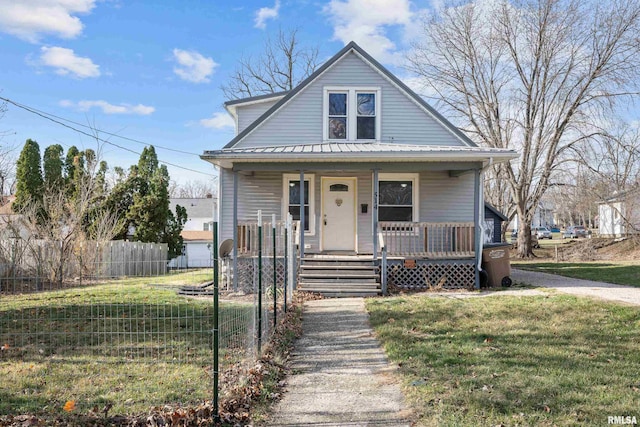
top-left (220, 28), bottom-right (320, 100)
top-left (408, 0), bottom-right (640, 257)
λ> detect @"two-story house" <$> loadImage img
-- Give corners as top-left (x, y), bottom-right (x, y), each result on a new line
top-left (202, 42), bottom-right (517, 294)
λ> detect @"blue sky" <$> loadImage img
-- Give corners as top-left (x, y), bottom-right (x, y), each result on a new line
top-left (0, 0), bottom-right (432, 186)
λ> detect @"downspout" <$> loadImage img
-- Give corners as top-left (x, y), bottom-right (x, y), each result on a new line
top-left (475, 157), bottom-right (493, 289)
top-left (474, 168), bottom-right (481, 289)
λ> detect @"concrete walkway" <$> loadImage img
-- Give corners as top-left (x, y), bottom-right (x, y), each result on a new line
top-left (268, 298), bottom-right (412, 427)
top-left (512, 268), bottom-right (640, 306)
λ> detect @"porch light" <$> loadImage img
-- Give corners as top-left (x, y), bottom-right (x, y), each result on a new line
top-left (400, 183), bottom-right (408, 188)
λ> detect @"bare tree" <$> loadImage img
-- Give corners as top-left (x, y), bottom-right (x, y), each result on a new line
top-left (408, 0), bottom-right (640, 257)
top-left (169, 179), bottom-right (217, 198)
top-left (221, 28), bottom-right (320, 100)
top-left (0, 100), bottom-right (17, 196)
top-left (571, 122), bottom-right (640, 234)
top-left (574, 122), bottom-right (640, 195)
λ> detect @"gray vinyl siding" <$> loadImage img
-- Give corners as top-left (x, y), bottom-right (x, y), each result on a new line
top-left (221, 167), bottom-right (474, 254)
top-left (219, 168), bottom-right (281, 242)
top-left (419, 172), bottom-right (474, 222)
top-left (235, 51), bottom-right (465, 148)
top-left (236, 100), bottom-right (279, 134)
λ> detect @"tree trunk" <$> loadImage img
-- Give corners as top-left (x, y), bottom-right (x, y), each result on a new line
top-left (516, 202), bottom-right (535, 258)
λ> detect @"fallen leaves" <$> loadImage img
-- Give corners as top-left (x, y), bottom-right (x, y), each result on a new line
top-left (62, 401), bottom-right (76, 412)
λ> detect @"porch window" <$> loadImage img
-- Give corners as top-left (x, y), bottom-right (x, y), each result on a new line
top-left (378, 173), bottom-right (419, 222)
top-left (324, 87), bottom-right (380, 141)
top-left (283, 174), bottom-right (315, 235)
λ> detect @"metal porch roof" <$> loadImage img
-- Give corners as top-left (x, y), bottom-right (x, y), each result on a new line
top-left (201, 142), bottom-right (518, 168)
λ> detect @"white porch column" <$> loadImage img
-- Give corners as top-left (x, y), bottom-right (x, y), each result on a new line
top-left (299, 170), bottom-right (305, 260)
top-left (232, 170), bottom-right (238, 291)
top-left (372, 169), bottom-right (379, 260)
top-left (474, 168), bottom-right (482, 289)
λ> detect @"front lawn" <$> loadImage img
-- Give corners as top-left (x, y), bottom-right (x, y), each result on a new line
top-left (0, 271), bottom-right (253, 417)
top-left (367, 294), bottom-right (640, 426)
top-left (512, 261), bottom-right (640, 287)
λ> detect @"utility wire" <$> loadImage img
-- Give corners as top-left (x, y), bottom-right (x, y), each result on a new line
top-left (0, 96), bottom-right (214, 176)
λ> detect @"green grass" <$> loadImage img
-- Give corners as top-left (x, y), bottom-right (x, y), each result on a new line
top-left (367, 294), bottom-right (640, 426)
top-left (0, 270), bottom-right (253, 417)
top-left (512, 261), bottom-right (640, 287)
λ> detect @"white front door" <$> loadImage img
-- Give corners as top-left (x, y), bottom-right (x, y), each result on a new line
top-left (322, 177), bottom-right (356, 251)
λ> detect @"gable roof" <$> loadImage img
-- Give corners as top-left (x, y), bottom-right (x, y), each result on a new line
top-left (224, 91), bottom-right (288, 120)
top-left (181, 230), bottom-right (214, 242)
top-left (599, 186), bottom-right (640, 204)
top-left (484, 203), bottom-right (509, 222)
top-left (223, 41), bottom-right (478, 149)
top-left (169, 197), bottom-right (216, 219)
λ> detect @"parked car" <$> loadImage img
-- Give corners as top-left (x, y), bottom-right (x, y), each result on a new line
top-left (550, 226), bottom-right (560, 233)
top-left (534, 227), bottom-right (552, 239)
top-left (510, 230), bottom-right (540, 248)
top-left (562, 225), bottom-right (588, 239)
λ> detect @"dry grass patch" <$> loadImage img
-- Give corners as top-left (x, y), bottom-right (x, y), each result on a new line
top-left (367, 294), bottom-right (640, 426)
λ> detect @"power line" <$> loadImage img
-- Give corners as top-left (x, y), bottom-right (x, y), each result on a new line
top-left (0, 96), bottom-right (214, 177)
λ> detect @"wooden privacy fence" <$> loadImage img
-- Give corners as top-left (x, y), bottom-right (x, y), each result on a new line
top-left (97, 241), bottom-right (168, 277)
top-left (379, 222), bottom-right (475, 258)
top-left (0, 239), bottom-right (168, 281)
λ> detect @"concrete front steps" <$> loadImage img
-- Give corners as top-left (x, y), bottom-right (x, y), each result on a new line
top-left (297, 257), bottom-right (381, 297)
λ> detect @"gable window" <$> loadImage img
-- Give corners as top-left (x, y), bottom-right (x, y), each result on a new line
top-left (283, 174), bottom-right (316, 235)
top-left (378, 173), bottom-right (419, 222)
top-left (356, 93), bottom-right (376, 139)
top-left (324, 87), bottom-right (380, 141)
top-left (328, 93), bottom-right (347, 139)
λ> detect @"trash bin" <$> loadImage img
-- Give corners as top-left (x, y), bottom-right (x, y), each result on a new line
top-left (481, 242), bottom-right (512, 287)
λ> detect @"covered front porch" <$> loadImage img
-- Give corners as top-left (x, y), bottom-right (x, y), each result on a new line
top-left (203, 142), bottom-right (518, 294)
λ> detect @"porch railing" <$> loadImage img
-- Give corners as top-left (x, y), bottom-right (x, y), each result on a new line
top-left (237, 220), bottom-right (300, 257)
top-left (378, 222), bottom-right (475, 258)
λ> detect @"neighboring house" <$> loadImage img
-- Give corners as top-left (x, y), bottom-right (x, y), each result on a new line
top-left (0, 196), bottom-right (30, 240)
top-left (484, 203), bottom-right (509, 244)
top-left (509, 201), bottom-right (555, 231)
top-left (168, 196), bottom-right (217, 268)
top-left (201, 42), bottom-right (517, 293)
top-left (598, 188), bottom-right (640, 237)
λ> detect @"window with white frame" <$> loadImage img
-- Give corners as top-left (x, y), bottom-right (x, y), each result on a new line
top-left (378, 174), bottom-right (419, 222)
top-left (324, 87), bottom-right (380, 141)
top-left (283, 174), bottom-right (315, 234)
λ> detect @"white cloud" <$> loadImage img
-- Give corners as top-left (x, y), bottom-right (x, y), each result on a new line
top-left (0, 0), bottom-right (95, 43)
top-left (40, 46), bottom-right (100, 78)
top-left (254, 0), bottom-right (280, 29)
top-left (172, 49), bottom-right (217, 83)
top-left (60, 99), bottom-right (155, 115)
top-left (324, 0), bottom-right (414, 64)
top-left (200, 112), bottom-right (235, 130)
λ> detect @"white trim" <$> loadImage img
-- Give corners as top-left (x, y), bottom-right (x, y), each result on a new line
top-left (323, 86), bottom-right (381, 142)
top-left (320, 177), bottom-right (358, 252)
top-left (282, 173), bottom-right (316, 236)
top-left (378, 173), bottom-right (420, 222)
top-left (224, 94), bottom-right (287, 121)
